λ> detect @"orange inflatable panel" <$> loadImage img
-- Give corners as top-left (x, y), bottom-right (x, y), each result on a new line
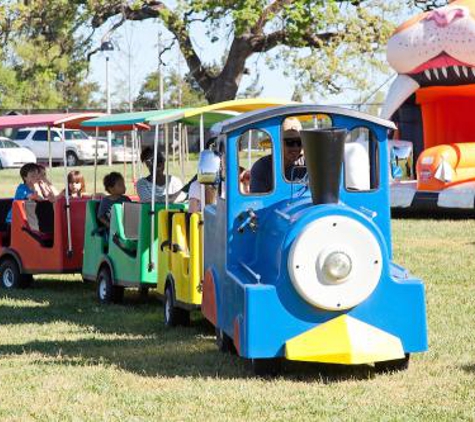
top-left (416, 143), bottom-right (475, 191)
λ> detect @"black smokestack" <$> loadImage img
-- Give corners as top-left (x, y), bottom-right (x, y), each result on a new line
top-left (300, 128), bottom-right (347, 205)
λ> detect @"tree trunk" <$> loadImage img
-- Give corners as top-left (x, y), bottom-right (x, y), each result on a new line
top-left (202, 37), bottom-right (252, 104)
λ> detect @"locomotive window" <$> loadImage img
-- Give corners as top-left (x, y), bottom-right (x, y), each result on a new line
top-left (344, 127), bottom-right (379, 191)
top-left (281, 114), bottom-right (332, 183)
top-left (237, 129), bottom-right (273, 195)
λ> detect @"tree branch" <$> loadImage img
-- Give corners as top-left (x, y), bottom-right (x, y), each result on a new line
top-left (249, 29), bottom-right (337, 53)
top-left (90, 1), bottom-right (214, 96)
top-left (252, 0), bottom-right (293, 34)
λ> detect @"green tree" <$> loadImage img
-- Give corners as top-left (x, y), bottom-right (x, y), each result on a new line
top-left (0, 0), bottom-right (450, 110)
top-left (87, 0), bottom-right (413, 103)
top-left (134, 68), bottom-right (207, 110)
top-left (0, 1), bottom-right (99, 109)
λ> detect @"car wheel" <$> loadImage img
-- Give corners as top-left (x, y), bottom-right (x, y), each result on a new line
top-left (0, 158), bottom-right (3, 170)
top-left (0, 259), bottom-right (22, 289)
top-left (251, 358), bottom-right (282, 377)
top-left (374, 354), bottom-right (410, 373)
top-left (97, 267), bottom-right (123, 304)
top-left (66, 151), bottom-right (79, 167)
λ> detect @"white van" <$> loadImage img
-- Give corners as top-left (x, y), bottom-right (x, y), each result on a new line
top-left (13, 127), bottom-right (108, 166)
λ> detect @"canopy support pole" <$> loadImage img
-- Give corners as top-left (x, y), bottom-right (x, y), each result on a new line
top-left (178, 122), bottom-right (185, 182)
top-left (137, 129), bottom-right (143, 179)
top-left (47, 126), bottom-right (52, 169)
top-left (94, 127), bottom-right (99, 196)
top-left (248, 130), bottom-right (252, 170)
top-left (131, 128), bottom-right (137, 192)
top-left (62, 123), bottom-right (73, 257)
top-left (149, 124), bottom-right (160, 271)
top-left (199, 114), bottom-right (205, 213)
top-left (123, 134), bottom-right (127, 183)
top-left (184, 126), bottom-right (189, 164)
top-left (165, 124), bottom-right (170, 209)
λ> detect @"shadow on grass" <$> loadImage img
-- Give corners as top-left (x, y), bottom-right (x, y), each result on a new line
top-left (0, 277), bottom-right (384, 382)
top-left (461, 364), bottom-right (475, 374)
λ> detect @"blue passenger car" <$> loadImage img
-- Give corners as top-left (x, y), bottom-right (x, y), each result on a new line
top-left (199, 104), bottom-right (427, 375)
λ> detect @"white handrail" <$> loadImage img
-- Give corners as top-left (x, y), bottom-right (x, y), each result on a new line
top-left (62, 123), bottom-right (73, 257)
top-left (149, 124), bottom-right (160, 271)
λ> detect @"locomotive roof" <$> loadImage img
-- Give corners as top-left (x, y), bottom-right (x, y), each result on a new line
top-left (216, 104), bottom-right (396, 135)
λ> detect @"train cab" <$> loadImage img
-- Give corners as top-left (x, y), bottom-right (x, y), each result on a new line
top-left (198, 104), bottom-right (428, 375)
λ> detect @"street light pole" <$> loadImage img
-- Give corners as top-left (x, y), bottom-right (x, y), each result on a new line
top-left (101, 39), bottom-right (115, 166)
top-left (158, 31), bottom-right (164, 110)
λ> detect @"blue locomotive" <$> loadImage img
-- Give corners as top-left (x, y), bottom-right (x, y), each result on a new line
top-left (198, 104), bottom-right (428, 375)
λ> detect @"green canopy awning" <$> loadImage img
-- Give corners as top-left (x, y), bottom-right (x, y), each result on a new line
top-left (147, 110), bottom-right (239, 128)
top-left (81, 109), bottom-right (188, 130)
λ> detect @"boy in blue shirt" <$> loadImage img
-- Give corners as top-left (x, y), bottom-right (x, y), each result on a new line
top-left (6, 163), bottom-right (42, 224)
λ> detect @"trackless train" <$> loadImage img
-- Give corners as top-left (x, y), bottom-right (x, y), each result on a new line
top-left (0, 104), bottom-right (428, 375)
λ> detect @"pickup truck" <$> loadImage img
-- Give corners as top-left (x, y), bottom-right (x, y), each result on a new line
top-left (13, 127), bottom-right (108, 166)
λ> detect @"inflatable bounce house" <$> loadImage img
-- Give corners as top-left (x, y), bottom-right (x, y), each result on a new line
top-left (383, 0), bottom-right (475, 215)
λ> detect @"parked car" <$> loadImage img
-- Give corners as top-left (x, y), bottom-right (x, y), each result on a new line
top-left (12, 127), bottom-right (108, 166)
top-left (0, 137), bottom-right (37, 169)
top-left (111, 138), bottom-right (138, 163)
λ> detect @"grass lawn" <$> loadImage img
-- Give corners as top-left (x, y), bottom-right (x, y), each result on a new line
top-left (0, 168), bottom-right (475, 420)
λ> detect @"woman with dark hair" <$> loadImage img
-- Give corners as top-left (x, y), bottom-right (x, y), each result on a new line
top-left (136, 147), bottom-right (185, 203)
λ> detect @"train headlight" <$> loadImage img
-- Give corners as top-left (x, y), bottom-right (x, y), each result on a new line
top-left (322, 251), bottom-right (352, 283)
top-left (288, 215), bottom-right (382, 311)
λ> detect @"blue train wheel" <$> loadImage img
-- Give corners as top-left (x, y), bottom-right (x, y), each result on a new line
top-left (375, 354), bottom-right (410, 373)
top-left (251, 358), bottom-right (282, 377)
top-left (216, 328), bottom-right (236, 354)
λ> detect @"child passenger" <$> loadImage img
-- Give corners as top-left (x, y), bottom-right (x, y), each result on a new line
top-left (97, 172), bottom-right (131, 229)
top-left (62, 170), bottom-right (86, 198)
top-left (36, 164), bottom-right (59, 201)
top-left (5, 163), bottom-right (43, 224)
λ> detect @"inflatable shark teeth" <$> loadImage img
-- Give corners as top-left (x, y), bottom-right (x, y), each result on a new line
top-left (420, 66), bottom-right (475, 82)
top-left (381, 75), bottom-right (420, 119)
